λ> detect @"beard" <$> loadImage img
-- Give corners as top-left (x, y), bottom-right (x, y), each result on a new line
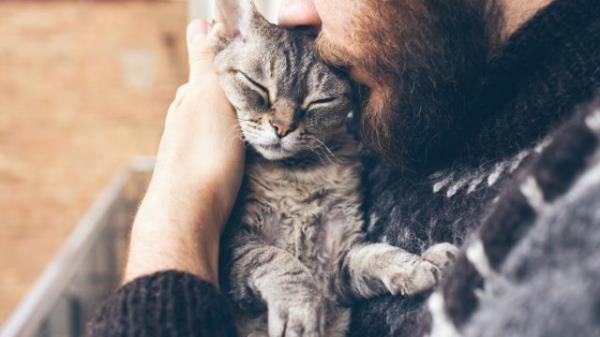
top-left (316, 0), bottom-right (503, 172)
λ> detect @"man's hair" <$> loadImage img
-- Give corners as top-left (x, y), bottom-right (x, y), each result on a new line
top-left (318, 0), bottom-right (503, 171)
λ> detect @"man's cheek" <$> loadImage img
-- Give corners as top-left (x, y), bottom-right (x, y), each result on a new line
top-left (350, 67), bottom-right (377, 88)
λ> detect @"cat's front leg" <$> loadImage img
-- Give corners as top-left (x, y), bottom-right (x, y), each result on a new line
top-left (229, 238), bottom-right (326, 337)
top-left (342, 243), bottom-right (449, 298)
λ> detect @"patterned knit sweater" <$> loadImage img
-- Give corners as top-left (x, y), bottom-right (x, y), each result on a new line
top-left (86, 0), bottom-right (600, 336)
top-left (352, 0), bottom-right (600, 336)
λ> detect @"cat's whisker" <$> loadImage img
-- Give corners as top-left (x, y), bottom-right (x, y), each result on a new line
top-left (239, 122), bottom-right (263, 131)
top-left (305, 143), bottom-right (336, 166)
top-left (306, 147), bottom-right (329, 166)
top-left (222, 125), bottom-right (247, 146)
top-left (241, 129), bottom-right (261, 140)
top-left (309, 137), bottom-right (341, 164)
top-left (317, 146), bottom-right (338, 165)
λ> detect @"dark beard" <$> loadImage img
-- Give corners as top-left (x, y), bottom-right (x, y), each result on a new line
top-left (317, 0), bottom-right (503, 173)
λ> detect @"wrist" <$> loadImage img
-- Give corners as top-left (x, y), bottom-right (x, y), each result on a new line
top-left (124, 171), bottom-right (227, 286)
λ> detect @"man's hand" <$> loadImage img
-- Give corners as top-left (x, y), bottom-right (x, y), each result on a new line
top-left (124, 20), bottom-right (245, 286)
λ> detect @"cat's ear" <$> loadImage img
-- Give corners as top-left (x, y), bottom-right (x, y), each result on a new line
top-left (212, 0), bottom-right (240, 40)
top-left (243, 0), bottom-right (272, 33)
top-left (211, 0), bottom-right (271, 50)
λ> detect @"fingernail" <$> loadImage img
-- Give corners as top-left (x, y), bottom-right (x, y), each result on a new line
top-left (187, 19), bottom-right (206, 44)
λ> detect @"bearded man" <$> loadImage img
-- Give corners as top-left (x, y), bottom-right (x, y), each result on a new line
top-left (87, 0), bottom-right (600, 336)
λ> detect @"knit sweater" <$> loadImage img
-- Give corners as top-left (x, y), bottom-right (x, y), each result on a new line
top-left (352, 0), bottom-right (600, 335)
top-left (86, 0), bottom-right (600, 336)
top-left (86, 272), bottom-right (236, 337)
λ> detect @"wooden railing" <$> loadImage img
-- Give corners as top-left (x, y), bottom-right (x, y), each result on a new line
top-left (0, 159), bottom-right (154, 337)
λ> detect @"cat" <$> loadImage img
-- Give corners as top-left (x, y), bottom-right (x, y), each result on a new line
top-left (209, 1), bottom-right (459, 336)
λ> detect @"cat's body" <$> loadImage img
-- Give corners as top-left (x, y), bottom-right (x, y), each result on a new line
top-left (210, 1), bottom-right (458, 336)
top-left (231, 136), bottom-right (361, 337)
top-left (228, 132), bottom-right (451, 337)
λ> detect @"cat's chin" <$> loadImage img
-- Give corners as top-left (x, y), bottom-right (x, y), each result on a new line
top-left (253, 145), bottom-right (296, 161)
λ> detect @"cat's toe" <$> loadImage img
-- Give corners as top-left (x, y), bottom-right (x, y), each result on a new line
top-left (383, 260), bottom-right (440, 296)
top-left (267, 297), bottom-right (325, 337)
top-left (422, 242), bottom-right (460, 273)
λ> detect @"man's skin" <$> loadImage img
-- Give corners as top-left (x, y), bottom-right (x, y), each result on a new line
top-left (124, 21), bottom-right (245, 285)
top-left (124, 0), bottom-right (554, 293)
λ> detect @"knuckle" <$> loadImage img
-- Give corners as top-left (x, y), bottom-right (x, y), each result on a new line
top-left (190, 52), bottom-right (213, 65)
top-left (188, 43), bottom-right (214, 64)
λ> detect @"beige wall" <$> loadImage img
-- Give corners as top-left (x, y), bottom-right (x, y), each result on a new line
top-left (0, 1), bottom-right (188, 323)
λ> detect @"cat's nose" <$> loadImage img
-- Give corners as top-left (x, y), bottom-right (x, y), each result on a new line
top-left (269, 119), bottom-right (295, 138)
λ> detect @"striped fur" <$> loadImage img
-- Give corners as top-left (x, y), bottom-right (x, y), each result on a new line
top-left (211, 1), bottom-right (459, 336)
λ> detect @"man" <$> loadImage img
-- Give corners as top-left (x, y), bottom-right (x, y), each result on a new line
top-left (87, 0), bottom-right (600, 336)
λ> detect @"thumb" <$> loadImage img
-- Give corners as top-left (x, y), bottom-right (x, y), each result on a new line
top-left (187, 20), bottom-right (215, 85)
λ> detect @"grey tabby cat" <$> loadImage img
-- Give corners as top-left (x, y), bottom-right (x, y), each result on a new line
top-left (209, 1), bottom-right (459, 336)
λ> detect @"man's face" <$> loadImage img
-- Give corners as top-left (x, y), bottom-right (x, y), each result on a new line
top-left (278, 0), bottom-right (499, 169)
top-left (278, 0), bottom-right (381, 91)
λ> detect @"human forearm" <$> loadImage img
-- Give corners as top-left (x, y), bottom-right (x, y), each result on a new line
top-left (122, 20), bottom-right (244, 285)
top-left (87, 21), bottom-right (242, 337)
top-left (124, 176), bottom-right (224, 285)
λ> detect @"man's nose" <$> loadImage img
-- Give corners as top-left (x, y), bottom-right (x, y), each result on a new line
top-left (277, 0), bottom-right (321, 28)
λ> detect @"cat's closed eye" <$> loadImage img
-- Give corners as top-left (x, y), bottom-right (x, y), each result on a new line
top-left (305, 97), bottom-right (338, 111)
top-left (236, 70), bottom-right (271, 109)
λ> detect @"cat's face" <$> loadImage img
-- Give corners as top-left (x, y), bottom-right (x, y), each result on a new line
top-left (210, 0), bottom-right (353, 161)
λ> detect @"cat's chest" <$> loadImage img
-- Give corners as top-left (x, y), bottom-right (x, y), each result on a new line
top-left (242, 162), bottom-right (363, 264)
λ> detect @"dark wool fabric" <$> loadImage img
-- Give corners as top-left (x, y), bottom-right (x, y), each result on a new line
top-left (85, 0), bottom-right (600, 336)
top-left (85, 271), bottom-right (236, 337)
top-left (440, 98), bottom-right (600, 331)
top-left (350, 0), bottom-right (600, 335)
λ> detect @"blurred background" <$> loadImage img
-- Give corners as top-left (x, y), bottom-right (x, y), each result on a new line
top-left (0, 0), bottom-right (277, 334)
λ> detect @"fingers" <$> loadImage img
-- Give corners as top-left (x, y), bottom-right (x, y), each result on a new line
top-left (175, 84), bottom-right (189, 101)
top-left (186, 19), bottom-right (215, 85)
top-left (168, 84), bottom-right (189, 112)
top-left (165, 84), bottom-right (189, 122)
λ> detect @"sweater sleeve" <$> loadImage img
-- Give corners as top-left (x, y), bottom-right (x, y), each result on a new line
top-left (86, 270), bottom-right (237, 337)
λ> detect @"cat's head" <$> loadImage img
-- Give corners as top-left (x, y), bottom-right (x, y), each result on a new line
top-left (210, 0), bottom-right (354, 161)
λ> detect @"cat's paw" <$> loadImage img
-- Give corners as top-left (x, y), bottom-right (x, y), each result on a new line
top-left (381, 258), bottom-right (441, 296)
top-left (422, 242), bottom-right (460, 275)
top-left (267, 294), bottom-right (325, 337)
